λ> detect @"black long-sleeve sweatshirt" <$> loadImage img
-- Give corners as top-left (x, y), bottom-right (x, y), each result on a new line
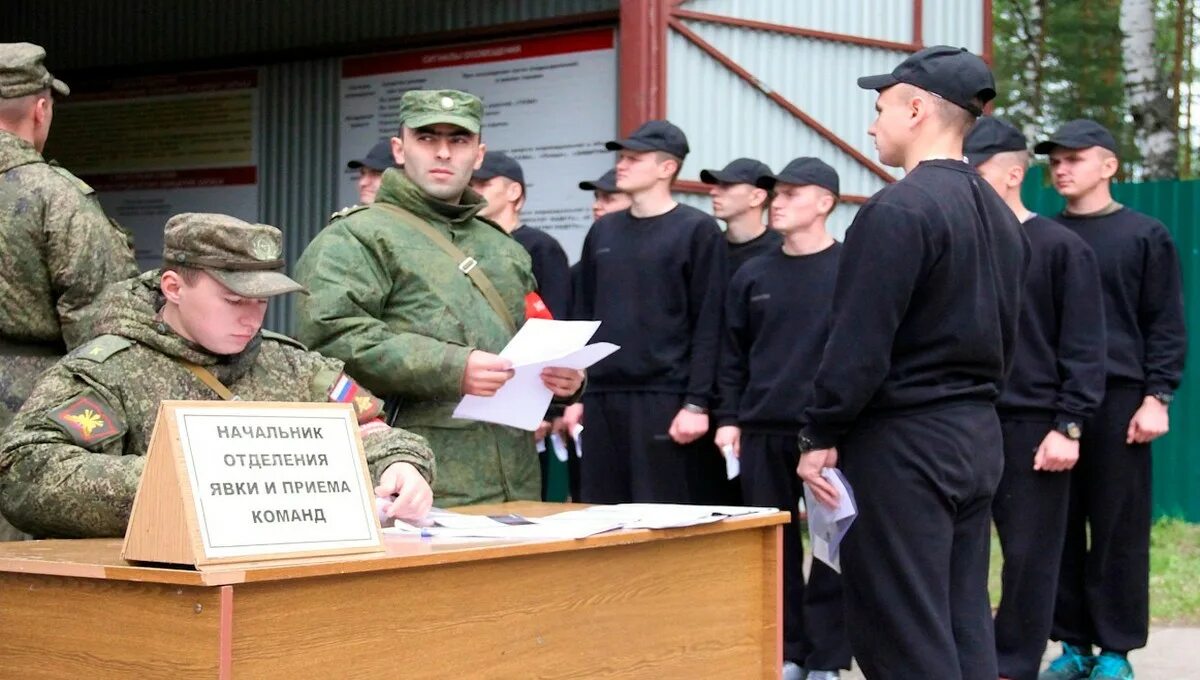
top-left (1053, 206), bottom-right (1187, 395)
top-left (574, 204), bottom-right (729, 407)
top-left (512, 224), bottom-right (571, 320)
top-left (715, 243), bottom-right (841, 434)
top-left (998, 214), bottom-right (1107, 424)
top-left (801, 160), bottom-right (1030, 448)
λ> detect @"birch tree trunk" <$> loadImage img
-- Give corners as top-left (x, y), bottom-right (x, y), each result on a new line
top-left (1121, 0), bottom-right (1179, 178)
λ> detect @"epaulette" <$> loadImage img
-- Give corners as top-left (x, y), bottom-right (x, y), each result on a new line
top-left (48, 163), bottom-right (96, 195)
top-left (261, 329), bottom-right (307, 351)
top-left (328, 204), bottom-right (370, 223)
top-left (70, 334), bottom-right (133, 363)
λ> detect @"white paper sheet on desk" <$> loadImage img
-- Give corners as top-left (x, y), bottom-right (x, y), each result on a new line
top-left (452, 319), bottom-right (619, 431)
top-left (803, 468), bottom-right (857, 573)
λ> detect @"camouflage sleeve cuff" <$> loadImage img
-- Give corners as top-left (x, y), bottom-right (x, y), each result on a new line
top-left (364, 427), bottom-right (436, 486)
top-left (442, 343), bottom-right (474, 398)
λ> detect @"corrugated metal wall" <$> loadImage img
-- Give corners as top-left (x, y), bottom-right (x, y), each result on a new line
top-left (1, 0), bottom-right (619, 70)
top-left (1022, 168), bottom-right (1200, 522)
top-left (258, 59), bottom-right (340, 334)
top-left (667, 0), bottom-right (986, 238)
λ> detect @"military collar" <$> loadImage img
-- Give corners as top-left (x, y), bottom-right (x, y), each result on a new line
top-left (0, 129), bottom-right (43, 174)
top-left (374, 167), bottom-right (486, 226)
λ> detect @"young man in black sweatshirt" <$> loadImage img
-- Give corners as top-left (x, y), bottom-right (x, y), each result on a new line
top-left (714, 157), bottom-right (850, 680)
top-left (574, 120), bottom-right (730, 503)
top-left (965, 117), bottom-right (1107, 680)
top-left (795, 47), bottom-right (1029, 679)
top-left (701, 157), bottom-right (783, 272)
top-left (1035, 120), bottom-right (1187, 680)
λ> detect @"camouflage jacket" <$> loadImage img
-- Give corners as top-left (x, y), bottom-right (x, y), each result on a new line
top-left (0, 272), bottom-right (435, 539)
top-left (295, 168), bottom-right (539, 506)
top-left (0, 130), bottom-right (138, 349)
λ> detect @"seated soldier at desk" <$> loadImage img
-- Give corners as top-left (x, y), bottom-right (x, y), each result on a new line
top-left (0, 213), bottom-right (435, 539)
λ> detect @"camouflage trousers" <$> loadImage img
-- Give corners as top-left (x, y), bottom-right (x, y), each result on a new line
top-left (407, 421), bottom-right (540, 508)
top-left (0, 352), bottom-right (61, 541)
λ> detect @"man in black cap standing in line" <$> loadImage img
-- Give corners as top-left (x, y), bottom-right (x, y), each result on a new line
top-left (701, 158), bottom-right (782, 272)
top-left (471, 151), bottom-right (571, 320)
top-left (1034, 120), bottom-right (1186, 680)
top-left (574, 120), bottom-right (729, 503)
top-left (578, 169), bottom-right (631, 223)
top-left (795, 47), bottom-right (1028, 679)
top-left (715, 157), bottom-right (850, 680)
top-left (965, 117), bottom-right (1108, 680)
top-left (346, 140), bottom-right (398, 205)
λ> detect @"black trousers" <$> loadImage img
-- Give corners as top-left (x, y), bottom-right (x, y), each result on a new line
top-left (1052, 386), bottom-right (1152, 653)
top-left (741, 432), bottom-right (851, 670)
top-left (839, 404), bottom-right (1003, 680)
top-left (993, 416), bottom-right (1072, 680)
top-left (579, 392), bottom-right (730, 504)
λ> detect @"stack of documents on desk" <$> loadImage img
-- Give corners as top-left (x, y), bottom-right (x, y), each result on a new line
top-left (551, 503), bottom-right (779, 529)
top-left (384, 508), bottom-right (623, 540)
top-left (381, 504), bottom-right (780, 540)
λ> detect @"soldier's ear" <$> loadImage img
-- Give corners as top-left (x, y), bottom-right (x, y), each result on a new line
top-left (160, 270), bottom-right (185, 304)
top-left (390, 136), bottom-right (405, 166)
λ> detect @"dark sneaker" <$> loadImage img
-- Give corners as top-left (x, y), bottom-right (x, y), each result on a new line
top-left (1089, 651), bottom-right (1133, 679)
top-left (1039, 643), bottom-right (1097, 680)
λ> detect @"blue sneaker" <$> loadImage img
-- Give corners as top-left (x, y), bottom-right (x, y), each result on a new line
top-left (1039, 643), bottom-right (1096, 680)
top-left (1089, 651), bottom-right (1133, 679)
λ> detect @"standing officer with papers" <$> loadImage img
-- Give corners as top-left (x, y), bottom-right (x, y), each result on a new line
top-left (296, 89), bottom-right (583, 508)
top-left (795, 47), bottom-right (1028, 679)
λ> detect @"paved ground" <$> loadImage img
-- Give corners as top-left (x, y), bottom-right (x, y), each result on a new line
top-left (836, 626), bottom-right (1199, 679)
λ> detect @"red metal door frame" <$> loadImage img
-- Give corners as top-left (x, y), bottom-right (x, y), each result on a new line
top-left (619, 0), bottom-right (995, 201)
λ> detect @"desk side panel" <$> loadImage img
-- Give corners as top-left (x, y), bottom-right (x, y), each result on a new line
top-left (231, 528), bottom-right (774, 678)
top-left (0, 573), bottom-right (221, 678)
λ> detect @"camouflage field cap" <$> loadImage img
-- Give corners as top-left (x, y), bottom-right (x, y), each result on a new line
top-left (162, 213), bottom-right (306, 298)
top-left (399, 89), bottom-right (483, 134)
top-left (0, 43), bottom-right (70, 99)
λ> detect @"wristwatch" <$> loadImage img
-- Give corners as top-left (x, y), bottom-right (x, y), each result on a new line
top-left (1054, 420), bottom-right (1083, 441)
top-left (1151, 392), bottom-right (1174, 406)
top-left (682, 403), bottom-right (708, 415)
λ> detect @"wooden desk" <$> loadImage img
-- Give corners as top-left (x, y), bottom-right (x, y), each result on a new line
top-left (0, 502), bottom-right (786, 679)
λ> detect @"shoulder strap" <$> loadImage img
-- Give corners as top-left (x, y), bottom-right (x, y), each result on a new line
top-left (371, 202), bottom-right (517, 334)
top-left (178, 360), bottom-right (236, 401)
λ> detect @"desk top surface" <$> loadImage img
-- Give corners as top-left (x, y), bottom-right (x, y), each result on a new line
top-left (0, 502), bottom-right (787, 587)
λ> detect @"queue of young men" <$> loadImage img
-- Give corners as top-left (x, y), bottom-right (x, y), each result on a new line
top-left (0, 40), bottom-right (1188, 680)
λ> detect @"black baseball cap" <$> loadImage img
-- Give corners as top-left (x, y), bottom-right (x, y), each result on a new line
top-left (347, 140), bottom-right (395, 171)
top-left (579, 169), bottom-right (619, 192)
top-left (964, 117), bottom-right (1027, 167)
top-left (857, 45), bottom-right (996, 116)
top-left (1033, 119), bottom-right (1118, 155)
top-left (605, 120), bottom-right (690, 159)
top-left (700, 158), bottom-right (772, 186)
top-left (472, 151), bottom-right (525, 187)
top-left (756, 157), bottom-right (840, 197)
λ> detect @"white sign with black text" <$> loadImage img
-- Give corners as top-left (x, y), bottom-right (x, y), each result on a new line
top-left (174, 404), bottom-right (382, 560)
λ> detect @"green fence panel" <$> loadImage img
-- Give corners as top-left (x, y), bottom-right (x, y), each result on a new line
top-left (1023, 166), bottom-right (1198, 521)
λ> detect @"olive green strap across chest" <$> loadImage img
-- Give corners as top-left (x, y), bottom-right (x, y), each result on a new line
top-left (178, 360), bottom-right (237, 401)
top-left (370, 202), bottom-right (517, 334)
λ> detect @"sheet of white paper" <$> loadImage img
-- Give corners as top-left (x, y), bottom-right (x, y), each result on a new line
top-left (723, 448), bottom-right (740, 480)
top-left (549, 432), bottom-right (569, 463)
top-left (803, 469), bottom-right (857, 573)
top-left (572, 424), bottom-right (584, 459)
top-left (452, 320), bottom-right (619, 431)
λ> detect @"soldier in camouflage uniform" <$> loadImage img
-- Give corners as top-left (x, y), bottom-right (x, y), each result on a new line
top-left (0, 43), bottom-right (139, 540)
top-left (296, 89), bottom-right (584, 507)
top-left (0, 213), bottom-right (434, 539)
